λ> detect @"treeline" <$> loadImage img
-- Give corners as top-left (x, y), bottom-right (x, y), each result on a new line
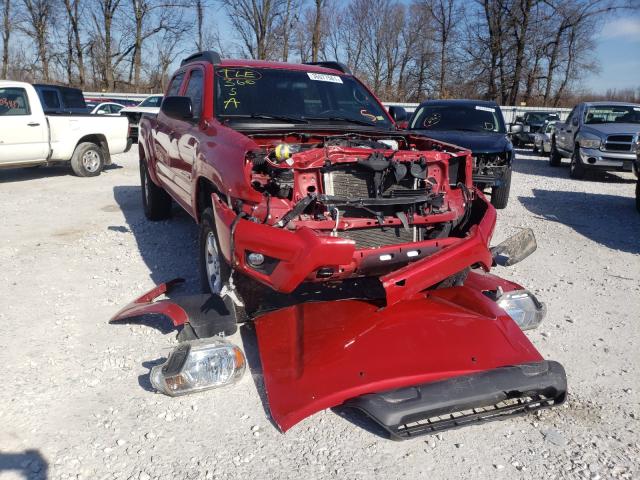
top-left (0, 0), bottom-right (636, 106)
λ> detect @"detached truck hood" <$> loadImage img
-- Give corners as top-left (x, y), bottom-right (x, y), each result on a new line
top-left (254, 278), bottom-right (566, 436)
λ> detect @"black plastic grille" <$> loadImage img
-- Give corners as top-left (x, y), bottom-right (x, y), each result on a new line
top-left (607, 135), bottom-right (633, 142)
top-left (339, 227), bottom-right (416, 248)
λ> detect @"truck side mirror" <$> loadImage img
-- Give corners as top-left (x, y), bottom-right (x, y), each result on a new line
top-left (572, 117), bottom-right (578, 126)
top-left (161, 96), bottom-right (193, 120)
top-left (388, 106), bottom-right (408, 124)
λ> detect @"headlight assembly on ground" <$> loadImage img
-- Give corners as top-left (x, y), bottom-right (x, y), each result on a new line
top-left (497, 290), bottom-right (546, 331)
top-left (151, 337), bottom-right (246, 396)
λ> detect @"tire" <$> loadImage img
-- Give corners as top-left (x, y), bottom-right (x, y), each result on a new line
top-left (549, 139), bottom-right (562, 167)
top-left (70, 142), bottom-right (105, 177)
top-left (635, 179), bottom-right (640, 213)
top-left (532, 143), bottom-right (538, 154)
top-left (512, 137), bottom-right (521, 148)
top-left (199, 208), bottom-right (231, 295)
top-left (140, 159), bottom-right (172, 220)
top-left (491, 167), bottom-right (512, 209)
top-left (569, 148), bottom-right (586, 179)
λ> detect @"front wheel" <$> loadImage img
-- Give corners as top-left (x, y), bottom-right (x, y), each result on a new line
top-left (549, 140), bottom-right (562, 167)
top-left (140, 159), bottom-right (172, 220)
top-left (491, 167), bottom-right (512, 209)
top-left (569, 149), bottom-right (586, 179)
top-left (199, 208), bottom-right (231, 295)
top-left (70, 142), bottom-right (105, 177)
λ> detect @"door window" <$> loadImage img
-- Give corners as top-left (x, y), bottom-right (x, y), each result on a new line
top-left (0, 87), bottom-right (31, 115)
top-left (184, 69), bottom-right (204, 120)
top-left (166, 72), bottom-right (185, 96)
top-left (41, 89), bottom-right (60, 109)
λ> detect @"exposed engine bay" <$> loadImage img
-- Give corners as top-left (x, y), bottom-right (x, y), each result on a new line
top-left (222, 131), bottom-right (477, 284)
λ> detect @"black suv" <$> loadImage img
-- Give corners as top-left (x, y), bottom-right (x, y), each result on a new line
top-left (408, 99), bottom-right (513, 209)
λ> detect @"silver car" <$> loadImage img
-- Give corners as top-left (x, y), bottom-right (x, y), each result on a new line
top-left (533, 121), bottom-right (556, 155)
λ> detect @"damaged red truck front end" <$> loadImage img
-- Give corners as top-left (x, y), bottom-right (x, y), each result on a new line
top-left (115, 52), bottom-right (567, 439)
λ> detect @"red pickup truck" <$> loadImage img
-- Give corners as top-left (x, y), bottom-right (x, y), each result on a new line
top-left (134, 51), bottom-right (566, 439)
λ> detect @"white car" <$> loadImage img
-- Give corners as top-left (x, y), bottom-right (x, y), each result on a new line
top-left (533, 121), bottom-right (556, 155)
top-left (120, 94), bottom-right (163, 142)
top-left (91, 102), bottom-right (125, 116)
top-left (0, 81), bottom-right (130, 176)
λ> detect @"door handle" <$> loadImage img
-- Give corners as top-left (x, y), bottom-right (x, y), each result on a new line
top-left (28, 122), bottom-right (40, 127)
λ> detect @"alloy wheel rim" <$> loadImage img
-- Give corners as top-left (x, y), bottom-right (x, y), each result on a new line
top-left (82, 150), bottom-right (101, 173)
top-left (205, 232), bottom-right (222, 294)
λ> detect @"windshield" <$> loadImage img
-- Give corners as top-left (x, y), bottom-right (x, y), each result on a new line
top-left (525, 112), bottom-right (557, 123)
top-left (584, 105), bottom-right (640, 125)
top-left (214, 67), bottom-right (392, 128)
top-left (140, 96), bottom-right (162, 107)
top-left (409, 104), bottom-right (505, 133)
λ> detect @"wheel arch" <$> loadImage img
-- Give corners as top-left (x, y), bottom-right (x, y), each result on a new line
top-left (76, 134), bottom-right (110, 164)
top-left (194, 176), bottom-right (225, 224)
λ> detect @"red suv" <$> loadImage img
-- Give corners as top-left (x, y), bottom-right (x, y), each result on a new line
top-left (136, 51), bottom-right (566, 438)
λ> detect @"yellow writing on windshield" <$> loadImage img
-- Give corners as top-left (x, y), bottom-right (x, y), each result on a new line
top-left (217, 68), bottom-right (262, 110)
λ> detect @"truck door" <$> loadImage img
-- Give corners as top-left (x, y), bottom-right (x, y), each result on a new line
top-left (557, 106), bottom-right (577, 151)
top-left (171, 67), bottom-right (204, 208)
top-left (152, 71), bottom-right (185, 198)
top-left (0, 86), bottom-right (49, 165)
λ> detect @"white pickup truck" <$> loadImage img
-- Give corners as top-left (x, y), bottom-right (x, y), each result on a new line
top-left (0, 81), bottom-right (130, 176)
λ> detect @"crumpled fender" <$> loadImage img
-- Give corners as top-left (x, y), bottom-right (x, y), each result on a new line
top-left (109, 278), bottom-right (237, 338)
top-left (109, 278), bottom-right (189, 327)
top-left (254, 271), bottom-right (544, 432)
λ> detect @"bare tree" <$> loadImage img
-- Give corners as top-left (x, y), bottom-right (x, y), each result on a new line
top-left (21, 0), bottom-right (54, 82)
top-left (222, 0), bottom-right (286, 59)
top-left (423, 0), bottom-right (463, 98)
top-left (310, 0), bottom-right (325, 62)
top-left (1, 0), bottom-right (11, 78)
top-left (62, 0), bottom-right (85, 87)
top-left (91, 0), bottom-right (122, 89)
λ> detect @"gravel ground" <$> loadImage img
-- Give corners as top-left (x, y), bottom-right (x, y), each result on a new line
top-left (1, 149), bottom-right (639, 480)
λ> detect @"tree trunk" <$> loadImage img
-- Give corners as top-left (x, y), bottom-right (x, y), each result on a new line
top-left (196, 0), bottom-right (204, 50)
top-left (311, 0), bottom-right (323, 62)
top-left (1, 0), bottom-right (10, 78)
top-left (507, 0), bottom-right (533, 105)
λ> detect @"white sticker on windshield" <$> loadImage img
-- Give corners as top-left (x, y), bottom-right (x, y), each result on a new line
top-left (475, 105), bottom-right (495, 112)
top-left (307, 72), bottom-right (343, 84)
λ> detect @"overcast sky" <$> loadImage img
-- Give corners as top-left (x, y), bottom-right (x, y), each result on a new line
top-left (584, 15), bottom-right (640, 92)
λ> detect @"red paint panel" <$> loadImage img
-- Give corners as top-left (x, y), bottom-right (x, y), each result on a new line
top-left (255, 284), bottom-right (543, 432)
top-left (109, 279), bottom-right (189, 327)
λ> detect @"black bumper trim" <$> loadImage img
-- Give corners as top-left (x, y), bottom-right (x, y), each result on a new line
top-left (343, 361), bottom-right (567, 440)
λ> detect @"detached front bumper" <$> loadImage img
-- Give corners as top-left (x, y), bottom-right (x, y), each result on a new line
top-left (212, 193), bottom-right (495, 305)
top-left (345, 361), bottom-right (566, 440)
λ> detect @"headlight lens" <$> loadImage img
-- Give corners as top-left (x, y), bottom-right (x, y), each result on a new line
top-left (579, 137), bottom-right (601, 149)
top-left (497, 290), bottom-right (546, 331)
top-left (151, 337), bottom-right (245, 396)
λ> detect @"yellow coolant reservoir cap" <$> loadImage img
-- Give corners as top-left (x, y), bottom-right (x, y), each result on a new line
top-left (274, 143), bottom-right (292, 161)
top-left (273, 143), bottom-right (299, 164)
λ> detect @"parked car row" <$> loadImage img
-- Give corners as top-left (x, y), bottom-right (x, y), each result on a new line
top-left (506, 102), bottom-right (640, 212)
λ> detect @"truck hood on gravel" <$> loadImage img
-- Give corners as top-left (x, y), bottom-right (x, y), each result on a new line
top-left (254, 284), bottom-right (543, 432)
top-left (410, 130), bottom-right (511, 154)
top-left (581, 123), bottom-right (640, 136)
